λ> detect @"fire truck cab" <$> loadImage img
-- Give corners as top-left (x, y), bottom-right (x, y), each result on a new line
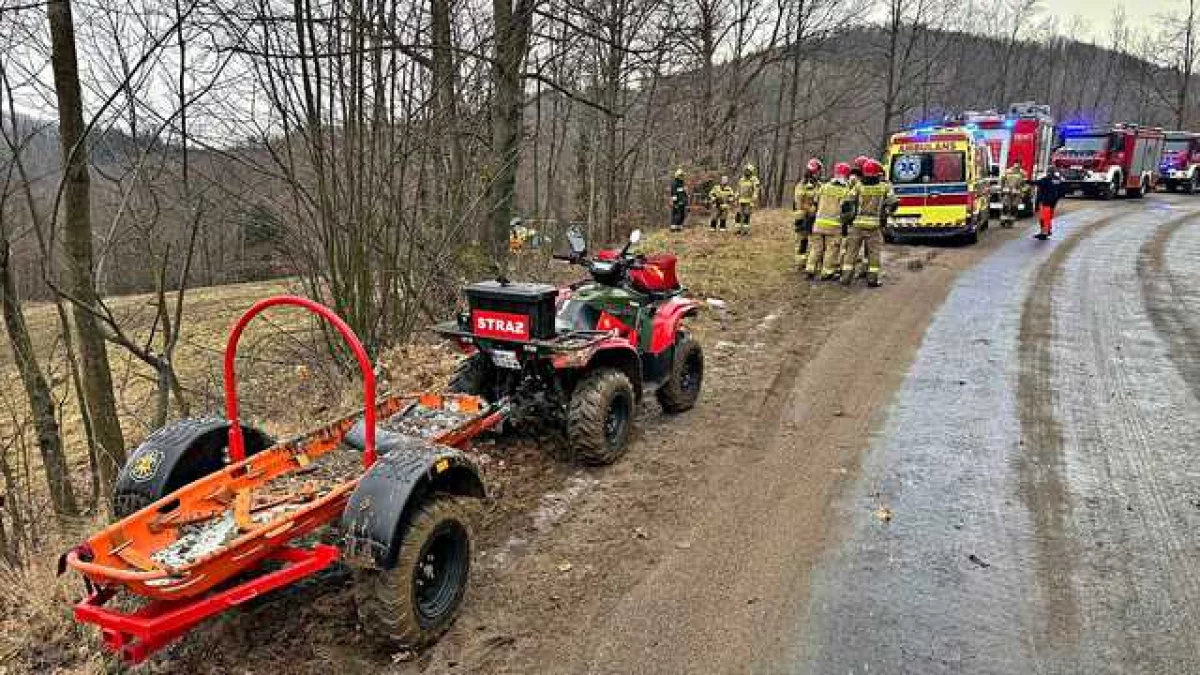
top-left (1052, 123), bottom-right (1165, 199)
top-left (884, 127), bottom-right (993, 244)
top-left (945, 102), bottom-right (1055, 216)
top-left (1159, 131), bottom-right (1200, 194)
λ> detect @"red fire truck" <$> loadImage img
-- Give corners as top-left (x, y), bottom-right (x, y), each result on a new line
top-left (1159, 131), bottom-right (1200, 193)
top-left (1051, 123), bottom-right (1165, 199)
top-left (946, 102), bottom-right (1056, 216)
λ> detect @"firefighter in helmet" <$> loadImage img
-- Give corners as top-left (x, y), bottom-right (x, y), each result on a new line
top-left (841, 158), bottom-right (896, 287)
top-left (735, 164), bottom-right (761, 235)
top-left (793, 159), bottom-right (823, 267)
top-left (709, 175), bottom-right (735, 231)
top-left (1000, 162), bottom-right (1026, 228)
top-left (807, 162), bottom-right (855, 280)
top-left (849, 155), bottom-right (869, 188)
top-left (831, 155), bottom-right (870, 267)
top-left (669, 168), bottom-right (688, 231)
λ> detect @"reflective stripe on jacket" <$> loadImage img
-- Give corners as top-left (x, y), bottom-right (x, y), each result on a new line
top-left (793, 179), bottom-right (821, 217)
top-left (813, 181), bottom-right (853, 233)
top-left (852, 181), bottom-right (896, 229)
top-left (737, 177), bottom-right (759, 204)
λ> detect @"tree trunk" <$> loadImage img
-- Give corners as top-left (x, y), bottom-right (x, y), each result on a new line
top-left (0, 240), bottom-right (77, 516)
top-left (487, 0), bottom-right (534, 272)
top-left (1178, 0), bottom-right (1197, 129)
top-left (432, 0), bottom-right (464, 203)
top-left (47, 0), bottom-right (126, 493)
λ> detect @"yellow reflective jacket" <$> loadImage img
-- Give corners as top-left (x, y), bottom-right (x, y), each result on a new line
top-left (793, 178), bottom-right (821, 217)
top-left (709, 183), bottom-right (735, 207)
top-left (814, 180), bottom-right (853, 234)
top-left (737, 176), bottom-right (760, 205)
top-left (852, 181), bottom-right (897, 229)
top-left (1001, 166), bottom-right (1026, 192)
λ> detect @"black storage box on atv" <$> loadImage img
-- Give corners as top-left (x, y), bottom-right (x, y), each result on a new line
top-left (465, 281), bottom-right (558, 341)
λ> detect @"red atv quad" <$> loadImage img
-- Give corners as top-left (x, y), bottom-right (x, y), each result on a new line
top-left (435, 229), bottom-right (703, 464)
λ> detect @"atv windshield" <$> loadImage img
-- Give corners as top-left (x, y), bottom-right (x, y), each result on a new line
top-left (556, 298), bottom-right (602, 334)
top-left (1059, 135), bottom-right (1108, 153)
top-left (890, 152), bottom-right (965, 184)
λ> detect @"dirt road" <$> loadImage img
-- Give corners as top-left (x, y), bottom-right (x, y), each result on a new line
top-left (415, 195), bottom-right (1200, 674)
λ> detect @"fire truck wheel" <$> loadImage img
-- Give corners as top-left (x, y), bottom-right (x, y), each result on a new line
top-left (354, 496), bottom-right (474, 649)
top-left (1187, 174), bottom-right (1198, 194)
top-left (567, 368), bottom-right (636, 465)
top-left (657, 334), bottom-right (704, 414)
top-left (1101, 176), bottom-right (1119, 200)
top-left (1129, 177), bottom-right (1147, 198)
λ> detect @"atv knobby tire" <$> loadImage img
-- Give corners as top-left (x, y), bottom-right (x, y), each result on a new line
top-left (656, 335), bottom-right (703, 414)
top-left (354, 496), bottom-right (474, 648)
top-left (567, 368), bottom-right (636, 465)
top-left (446, 354), bottom-right (492, 397)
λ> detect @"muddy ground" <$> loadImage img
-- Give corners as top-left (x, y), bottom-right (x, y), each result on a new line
top-left (23, 195), bottom-right (1200, 674)
top-left (123, 210), bottom-right (1033, 675)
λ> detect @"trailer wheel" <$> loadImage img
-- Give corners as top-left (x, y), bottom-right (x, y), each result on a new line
top-left (354, 496), bottom-right (474, 649)
top-left (112, 419), bottom-right (273, 518)
top-left (656, 334), bottom-right (703, 414)
top-left (567, 368), bottom-right (636, 465)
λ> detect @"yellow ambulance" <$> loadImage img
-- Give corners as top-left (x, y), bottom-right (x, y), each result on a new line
top-left (883, 127), bottom-right (994, 244)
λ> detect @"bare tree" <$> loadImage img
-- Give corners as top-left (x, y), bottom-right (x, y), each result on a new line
top-left (488, 0), bottom-right (539, 269)
top-left (0, 106), bottom-right (78, 515)
top-left (47, 0), bottom-right (127, 492)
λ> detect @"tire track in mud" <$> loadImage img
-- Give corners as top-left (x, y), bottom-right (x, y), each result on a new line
top-left (1137, 213), bottom-right (1200, 401)
top-left (1070, 207), bottom-right (1200, 669)
top-left (1015, 209), bottom-right (1126, 650)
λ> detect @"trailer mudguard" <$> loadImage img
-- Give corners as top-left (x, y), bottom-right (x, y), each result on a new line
top-left (112, 418), bottom-right (274, 518)
top-left (341, 434), bottom-right (485, 569)
top-left (649, 297), bottom-right (700, 354)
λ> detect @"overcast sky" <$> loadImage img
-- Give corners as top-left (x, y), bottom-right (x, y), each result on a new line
top-left (1048, 0), bottom-right (1170, 38)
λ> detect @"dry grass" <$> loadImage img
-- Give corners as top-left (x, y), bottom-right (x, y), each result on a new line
top-left (0, 211), bottom-right (799, 673)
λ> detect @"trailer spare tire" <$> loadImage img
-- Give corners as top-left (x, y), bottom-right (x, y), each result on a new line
top-left (112, 418), bottom-right (274, 519)
top-left (353, 496), bottom-right (474, 648)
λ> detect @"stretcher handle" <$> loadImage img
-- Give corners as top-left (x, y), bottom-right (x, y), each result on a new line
top-left (223, 296), bottom-right (379, 467)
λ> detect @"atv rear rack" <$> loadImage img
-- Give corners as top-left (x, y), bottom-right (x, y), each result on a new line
top-left (433, 321), bottom-right (615, 351)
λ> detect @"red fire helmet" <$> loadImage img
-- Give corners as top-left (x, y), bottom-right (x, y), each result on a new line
top-left (862, 159), bottom-right (884, 177)
top-left (806, 158), bottom-right (823, 174)
top-left (833, 162), bottom-right (852, 178)
top-left (853, 155), bottom-right (869, 168)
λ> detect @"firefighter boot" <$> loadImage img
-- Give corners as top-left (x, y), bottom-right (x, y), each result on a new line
top-left (867, 271), bottom-right (881, 287)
